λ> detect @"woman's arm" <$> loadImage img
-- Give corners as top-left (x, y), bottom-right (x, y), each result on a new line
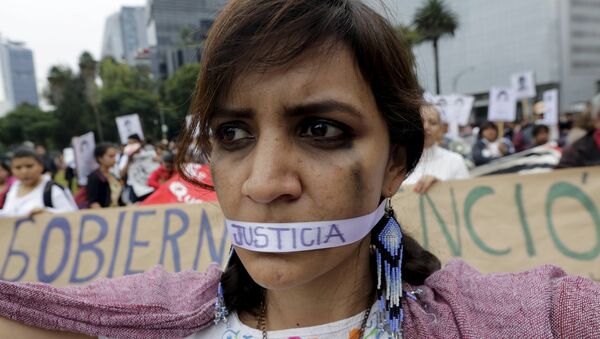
top-left (0, 317), bottom-right (92, 339)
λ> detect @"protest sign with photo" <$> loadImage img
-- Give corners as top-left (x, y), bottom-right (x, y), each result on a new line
top-left (451, 94), bottom-right (475, 126)
top-left (543, 89), bottom-right (559, 125)
top-left (72, 132), bottom-right (97, 186)
top-left (1, 167), bottom-right (598, 285)
top-left (511, 71), bottom-right (536, 99)
top-left (488, 87), bottom-right (517, 122)
top-left (433, 95), bottom-right (450, 123)
top-left (62, 147), bottom-right (75, 168)
top-left (127, 149), bottom-right (160, 197)
top-left (116, 114), bottom-right (144, 145)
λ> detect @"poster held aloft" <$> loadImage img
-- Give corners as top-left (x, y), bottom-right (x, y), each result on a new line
top-left (488, 87), bottom-right (517, 122)
top-left (72, 132), bottom-right (97, 186)
top-left (116, 114), bottom-right (144, 145)
top-left (542, 89), bottom-right (559, 125)
top-left (510, 71), bottom-right (536, 99)
top-left (433, 95), bottom-right (450, 123)
top-left (451, 94), bottom-right (475, 126)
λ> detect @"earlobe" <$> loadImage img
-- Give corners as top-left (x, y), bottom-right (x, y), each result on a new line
top-left (382, 145), bottom-right (407, 197)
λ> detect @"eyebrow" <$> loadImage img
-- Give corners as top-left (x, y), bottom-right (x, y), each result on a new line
top-left (213, 99), bottom-right (364, 121)
top-left (284, 100), bottom-right (364, 119)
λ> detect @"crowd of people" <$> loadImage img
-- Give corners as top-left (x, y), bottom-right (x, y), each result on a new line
top-left (1, 92), bottom-right (599, 216)
top-left (0, 134), bottom-right (177, 218)
top-left (403, 92), bottom-right (600, 193)
top-left (0, 1), bottom-right (599, 338)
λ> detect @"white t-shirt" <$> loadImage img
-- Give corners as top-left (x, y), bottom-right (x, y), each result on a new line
top-left (403, 144), bottom-right (469, 185)
top-left (192, 302), bottom-right (391, 339)
top-left (0, 175), bottom-right (77, 217)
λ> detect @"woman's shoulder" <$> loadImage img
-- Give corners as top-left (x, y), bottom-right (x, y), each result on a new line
top-left (0, 264), bottom-right (223, 338)
top-left (405, 259), bottom-right (600, 337)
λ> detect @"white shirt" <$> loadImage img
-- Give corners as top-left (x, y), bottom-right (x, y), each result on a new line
top-left (191, 302), bottom-right (391, 339)
top-left (0, 175), bottom-right (77, 217)
top-left (403, 144), bottom-right (469, 185)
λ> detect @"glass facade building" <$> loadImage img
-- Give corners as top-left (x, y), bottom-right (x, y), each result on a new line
top-left (0, 37), bottom-right (38, 117)
top-left (390, 0), bottom-right (600, 118)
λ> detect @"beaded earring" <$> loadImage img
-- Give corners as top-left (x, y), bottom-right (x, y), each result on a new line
top-left (214, 246), bottom-right (234, 325)
top-left (371, 198), bottom-right (404, 338)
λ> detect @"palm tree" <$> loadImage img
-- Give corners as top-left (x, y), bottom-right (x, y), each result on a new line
top-left (395, 24), bottom-right (423, 48)
top-left (79, 52), bottom-right (104, 141)
top-left (46, 66), bottom-right (72, 106)
top-left (413, 0), bottom-right (459, 94)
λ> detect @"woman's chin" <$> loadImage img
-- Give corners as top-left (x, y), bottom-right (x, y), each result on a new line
top-left (237, 249), bottom-right (328, 290)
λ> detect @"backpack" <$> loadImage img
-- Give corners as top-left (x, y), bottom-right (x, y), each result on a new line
top-left (42, 180), bottom-right (76, 209)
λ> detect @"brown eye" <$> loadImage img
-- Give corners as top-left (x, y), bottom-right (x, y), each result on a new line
top-left (217, 124), bottom-right (253, 145)
top-left (301, 121), bottom-right (343, 138)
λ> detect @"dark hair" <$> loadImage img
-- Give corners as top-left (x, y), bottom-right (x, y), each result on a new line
top-left (127, 134), bottom-right (142, 142)
top-left (532, 124), bottom-right (549, 137)
top-left (162, 152), bottom-right (174, 164)
top-left (0, 157), bottom-right (11, 174)
top-left (176, 0), bottom-right (439, 315)
top-left (478, 121), bottom-right (498, 139)
top-left (94, 143), bottom-right (116, 162)
top-left (12, 148), bottom-right (44, 165)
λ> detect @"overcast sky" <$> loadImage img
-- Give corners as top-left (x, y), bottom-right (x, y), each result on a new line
top-left (0, 0), bottom-right (147, 90)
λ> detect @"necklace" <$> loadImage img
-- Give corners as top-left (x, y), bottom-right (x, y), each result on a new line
top-left (257, 299), bottom-right (372, 339)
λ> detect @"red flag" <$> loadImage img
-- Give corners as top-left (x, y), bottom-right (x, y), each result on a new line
top-left (141, 164), bottom-right (217, 205)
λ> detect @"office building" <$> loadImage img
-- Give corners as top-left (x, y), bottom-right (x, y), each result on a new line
top-left (101, 6), bottom-right (149, 66)
top-left (0, 35), bottom-right (39, 117)
top-left (393, 0), bottom-right (600, 119)
top-left (146, 0), bottom-right (228, 78)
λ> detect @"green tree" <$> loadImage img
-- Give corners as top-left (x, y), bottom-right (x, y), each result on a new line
top-left (99, 87), bottom-right (161, 142)
top-left (163, 63), bottom-right (199, 115)
top-left (395, 24), bottom-right (423, 47)
top-left (0, 104), bottom-right (59, 149)
top-left (161, 63), bottom-right (200, 139)
top-left (413, 0), bottom-right (459, 94)
top-left (79, 51), bottom-right (104, 141)
top-left (46, 65), bottom-right (73, 106)
top-left (53, 76), bottom-right (97, 146)
top-left (98, 58), bottom-right (161, 142)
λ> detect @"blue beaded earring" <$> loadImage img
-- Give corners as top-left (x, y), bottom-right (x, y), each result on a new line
top-left (372, 198), bottom-right (404, 338)
top-left (214, 246), bottom-right (234, 325)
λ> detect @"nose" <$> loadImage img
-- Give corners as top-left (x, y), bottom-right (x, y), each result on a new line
top-left (241, 136), bottom-right (302, 204)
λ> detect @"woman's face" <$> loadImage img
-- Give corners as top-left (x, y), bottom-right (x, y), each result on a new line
top-left (11, 157), bottom-right (43, 187)
top-left (98, 147), bottom-right (117, 168)
top-left (209, 44), bottom-right (406, 290)
top-left (482, 127), bottom-right (498, 142)
top-left (422, 105), bottom-right (442, 148)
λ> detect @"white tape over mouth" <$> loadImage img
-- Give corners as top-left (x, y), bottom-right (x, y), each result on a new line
top-left (225, 200), bottom-right (387, 253)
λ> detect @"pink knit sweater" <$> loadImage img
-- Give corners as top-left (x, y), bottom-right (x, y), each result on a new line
top-left (0, 260), bottom-right (598, 338)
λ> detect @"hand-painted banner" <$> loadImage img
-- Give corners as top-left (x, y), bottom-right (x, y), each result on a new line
top-left (0, 167), bottom-right (598, 285)
top-left (396, 166), bottom-right (600, 280)
top-left (0, 203), bottom-right (228, 286)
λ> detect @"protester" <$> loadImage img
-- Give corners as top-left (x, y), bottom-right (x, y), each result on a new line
top-left (0, 148), bottom-right (77, 217)
top-left (0, 158), bottom-right (15, 209)
top-left (472, 122), bottom-right (514, 166)
top-left (531, 124), bottom-right (550, 147)
top-left (557, 93), bottom-right (600, 168)
top-left (404, 104), bottom-right (469, 193)
top-left (565, 105), bottom-right (594, 146)
top-left (0, 1), bottom-right (598, 338)
top-left (86, 143), bottom-right (122, 209)
top-left (34, 144), bottom-right (57, 178)
top-left (118, 134), bottom-right (159, 204)
top-left (147, 151), bottom-right (175, 190)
